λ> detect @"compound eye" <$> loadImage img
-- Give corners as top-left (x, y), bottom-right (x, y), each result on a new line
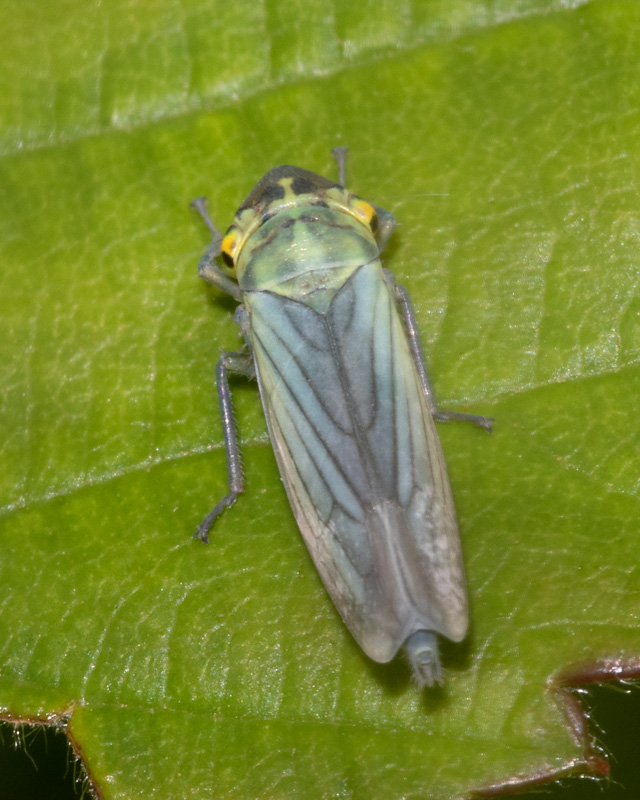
top-left (350, 197), bottom-right (378, 235)
top-left (221, 248), bottom-right (234, 269)
top-left (221, 227), bottom-right (240, 270)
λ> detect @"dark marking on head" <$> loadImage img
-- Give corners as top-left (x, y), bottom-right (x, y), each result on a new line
top-left (259, 182), bottom-right (286, 206)
top-left (291, 175), bottom-right (317, 196)
top-left (238, 165), bottom-right (341, 213)
top-left (221, 250), bottom-right (234, 269)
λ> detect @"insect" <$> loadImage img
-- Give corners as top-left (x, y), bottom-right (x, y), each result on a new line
top-left (191, 149), bottom-right (492, 687)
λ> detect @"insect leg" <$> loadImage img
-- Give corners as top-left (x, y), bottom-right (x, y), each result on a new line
top-left (191, 196), bottom-right (243, 302)
top-left (331, 148), bottom-right (396, 250)
top-left (193, 349), bottom-right (255, 544)
top-left (331, 146), bottom-right (349, 186)
top-left (387, 271), bottom-right (493, 432)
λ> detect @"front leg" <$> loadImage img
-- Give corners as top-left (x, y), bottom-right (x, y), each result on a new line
top-left (386, 270), bottom-right (493, 432)
top-left (191, 196), bottom-right (243, 302)
top-left (194, 349), bottom-right (256, 543)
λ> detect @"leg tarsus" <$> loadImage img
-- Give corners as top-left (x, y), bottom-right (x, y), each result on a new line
top-left (193, 491), bottom-right (239, 543)
top-left (433, 408), bottom-right (493, 432)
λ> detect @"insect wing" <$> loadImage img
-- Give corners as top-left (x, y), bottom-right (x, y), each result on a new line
top-left (246, 261), bottom-right (467, 663)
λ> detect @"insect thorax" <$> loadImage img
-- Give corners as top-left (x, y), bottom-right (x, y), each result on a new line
top-left (236, 204), bottom-right (381, 312)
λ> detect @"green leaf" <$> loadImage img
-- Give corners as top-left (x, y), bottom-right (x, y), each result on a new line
top-left (1, 1), bottom-right (639, 798)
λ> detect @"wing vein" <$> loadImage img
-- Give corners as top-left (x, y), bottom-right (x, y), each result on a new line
top-left (253, 326), bottom-right (367, 518)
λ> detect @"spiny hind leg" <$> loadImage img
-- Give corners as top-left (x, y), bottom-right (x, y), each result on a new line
top-left (194, 349), bottom-right (255, 543)
top-left (387, 271), bottom-right (493, 432)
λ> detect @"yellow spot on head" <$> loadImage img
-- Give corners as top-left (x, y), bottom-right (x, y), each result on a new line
top-left (350, 198), bottom-right (378, 234)
top-left (277, 177), bottom-right (298, 201)
top-left (221, 227), bottom-right (241, 270)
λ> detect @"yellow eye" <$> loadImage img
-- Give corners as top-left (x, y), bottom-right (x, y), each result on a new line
top-left (221, 228), bottom-right (241, 270)
top-left (350, 198), bottom-right (378, 234)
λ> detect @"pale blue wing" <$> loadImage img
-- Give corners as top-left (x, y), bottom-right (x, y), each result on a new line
top-left (246, 262), bottom-right (467, 663)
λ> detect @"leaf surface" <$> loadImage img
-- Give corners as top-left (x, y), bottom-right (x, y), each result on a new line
top-left (1, 1), bottom-right (639, 797)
